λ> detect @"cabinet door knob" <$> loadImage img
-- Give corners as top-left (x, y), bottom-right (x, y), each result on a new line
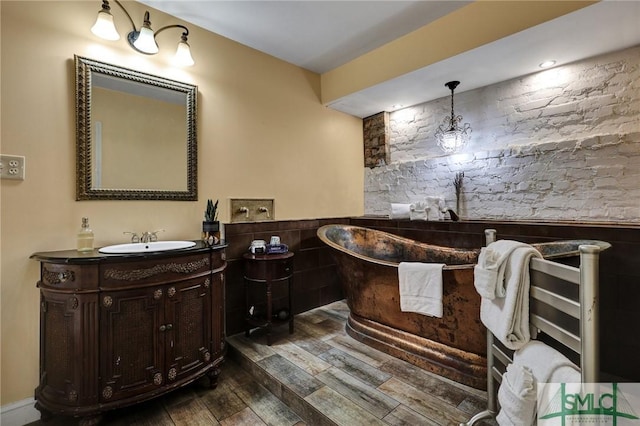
top-left (159, 325), bottom-right (166, 332)
top-left (166, 323), bottom-right (173, 331)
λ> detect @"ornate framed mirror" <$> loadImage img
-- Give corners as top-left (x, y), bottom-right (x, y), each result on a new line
top-left (75, 55), bottom-right (197, 200)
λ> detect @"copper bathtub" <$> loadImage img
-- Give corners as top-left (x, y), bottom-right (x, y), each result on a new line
top-left (317, 224), bottom-right (609, 390)
top-left (318, 224), bottom-right (485, 388)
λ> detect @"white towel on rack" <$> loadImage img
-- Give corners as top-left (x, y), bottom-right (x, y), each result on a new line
top-left (514, 340), bottom-right (580, 384)
top-left (474, 240), bottom-right (530, 299)
top-left (479, 244), bottom-right (542, 350)
top-left (398, 262), bottom-right (445, 317)
top-left (496, 363), bottom-right (537, 426)
top-left (497, 341), bottom-right (580, 426)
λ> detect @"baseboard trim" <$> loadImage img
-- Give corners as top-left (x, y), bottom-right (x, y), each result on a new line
top-left (1, 398), bottom-right (39, 426)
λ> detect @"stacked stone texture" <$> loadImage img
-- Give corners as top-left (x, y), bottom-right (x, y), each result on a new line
top-left (363, 112), bottom-right (390, 168)
top-left (365, 45), bottom-right (640, 223)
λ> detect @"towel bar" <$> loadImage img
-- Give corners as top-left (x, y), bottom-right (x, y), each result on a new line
top-left (461, 230), bottom-right (604, 426)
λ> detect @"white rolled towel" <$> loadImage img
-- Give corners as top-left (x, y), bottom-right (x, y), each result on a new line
top-left (496, 363), bottom-right (537, 426)
top-left (425, 196), bottom-right (446, 221)
top-left (409, 202), bottom-right (428, 220)
top-left (390, 203), bottom-right (411, 219)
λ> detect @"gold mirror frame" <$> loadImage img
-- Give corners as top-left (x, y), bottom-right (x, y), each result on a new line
top-left (75, 55), bottom-right (197, 201)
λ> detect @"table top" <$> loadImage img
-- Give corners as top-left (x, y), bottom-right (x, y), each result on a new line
top-left (243, 251), bottom-right (294, 261)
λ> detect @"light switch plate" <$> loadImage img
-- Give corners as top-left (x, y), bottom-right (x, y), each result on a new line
top-left (0, 154), bottom-right (26, 180)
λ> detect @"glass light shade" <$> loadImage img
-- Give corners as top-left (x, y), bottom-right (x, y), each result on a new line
top-left (174, 40), bottom-right (195, 67)
top-left (435, 115), bottom-right (471, 154)
top-left (133, 26), bottom-right (159, 54)
top-left (437, 130), bottom-right (467, 153)
top-left (91, 11), bottom-right (120, 41)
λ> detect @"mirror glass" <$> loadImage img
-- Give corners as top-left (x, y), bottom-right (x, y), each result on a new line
top-left (75, 55), bottom-right (197, 200)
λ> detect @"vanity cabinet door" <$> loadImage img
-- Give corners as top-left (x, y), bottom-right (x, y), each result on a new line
top-left (165, 276), bottom-right (212, 383)
top-left (99, 286), bottom-right (164, 403)
top-left (38, 290), bottom-right (100, 410)
top-left (210, 271), bottom-right (226, 361)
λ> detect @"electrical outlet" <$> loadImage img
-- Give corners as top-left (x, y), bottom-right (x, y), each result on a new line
top-left (0, 155), bottom-right (26, 180)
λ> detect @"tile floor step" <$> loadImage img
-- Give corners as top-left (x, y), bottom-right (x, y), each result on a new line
top-left (226, 300), bottom-right (495, 426)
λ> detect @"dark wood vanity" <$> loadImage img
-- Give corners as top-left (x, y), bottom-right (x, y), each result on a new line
top-left (31, 242), bottom-right (227, 422)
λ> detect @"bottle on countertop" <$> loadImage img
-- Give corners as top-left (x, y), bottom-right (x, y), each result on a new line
top-left (77, 217), bottom-right (94, 253)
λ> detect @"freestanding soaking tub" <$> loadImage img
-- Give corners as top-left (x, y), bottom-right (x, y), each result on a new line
top-left (317, 224), bottom-right (610, 390)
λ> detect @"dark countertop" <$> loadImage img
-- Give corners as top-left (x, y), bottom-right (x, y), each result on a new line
top-left (31, 240), bottom-right (228, 264)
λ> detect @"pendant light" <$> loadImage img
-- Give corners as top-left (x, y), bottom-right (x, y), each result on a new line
top-left (435, 81), bottom-right (471, 153)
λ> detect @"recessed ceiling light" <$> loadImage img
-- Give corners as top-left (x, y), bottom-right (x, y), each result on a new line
top-left (539, 60), bottom-right (556, 69)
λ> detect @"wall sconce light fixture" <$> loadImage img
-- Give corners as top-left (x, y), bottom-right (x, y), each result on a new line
top-left (434, 81), bottom-right (471, 153)
top-left (91, 0), bottom-right (194, 66)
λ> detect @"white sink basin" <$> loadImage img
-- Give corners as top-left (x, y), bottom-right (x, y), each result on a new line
top-left (99, 241), bottom-right (196, 254)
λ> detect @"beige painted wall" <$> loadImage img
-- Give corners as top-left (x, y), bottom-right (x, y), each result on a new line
top-left (0, 1), bottom-right (363, 405)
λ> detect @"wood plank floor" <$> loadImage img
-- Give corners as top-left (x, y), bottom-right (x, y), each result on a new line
top-left (27, 301), bottom-right (496, 426)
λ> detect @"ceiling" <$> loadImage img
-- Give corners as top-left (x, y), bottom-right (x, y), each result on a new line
top-left (138, 1), bottom-right (640, 118)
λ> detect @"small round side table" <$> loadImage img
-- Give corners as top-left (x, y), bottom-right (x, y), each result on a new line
top-left (242, 252), bottom-right (294, 345)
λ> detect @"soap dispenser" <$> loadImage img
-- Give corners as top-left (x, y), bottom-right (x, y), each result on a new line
top-left (77, 217), bottom-right (94, 253)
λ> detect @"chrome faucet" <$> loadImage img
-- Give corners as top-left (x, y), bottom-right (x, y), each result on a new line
top-left (149, 229), bottom-right (164, 242)
top-left (142, 229), bottom-right (165, 243)
top-left (124, 232), bottom-right (140, 243)
top-left (128, 229), bottom-right (164, 243)
top-left (258, 206), bottom-right (270, 218)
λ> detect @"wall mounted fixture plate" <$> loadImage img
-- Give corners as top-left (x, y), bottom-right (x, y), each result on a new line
top-left (0, 154), bottom-right (26, 180)
top-left (230, 198), bottom-right (275, 223)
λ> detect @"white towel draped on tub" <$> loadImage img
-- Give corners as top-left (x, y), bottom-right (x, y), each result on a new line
top-left (398, 262), bottom-right (445, 317)
top-left (476, 241), bottom-right (542, 350)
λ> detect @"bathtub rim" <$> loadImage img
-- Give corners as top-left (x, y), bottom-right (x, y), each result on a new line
top-left (317, 224), bottom-right (477, 270)
top-left (317, 224), bottom-right (612, 267)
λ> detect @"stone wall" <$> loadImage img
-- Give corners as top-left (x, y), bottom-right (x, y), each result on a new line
top-left (363, 112), bottom-right (390, 168)
top-left (365, 45), bottom-right (640, 223)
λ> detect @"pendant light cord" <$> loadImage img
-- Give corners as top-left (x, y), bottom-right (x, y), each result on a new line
top-left (444, 80), bottom-right (460, 130)
top-left (450, 86), bottom-right (455, 129)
